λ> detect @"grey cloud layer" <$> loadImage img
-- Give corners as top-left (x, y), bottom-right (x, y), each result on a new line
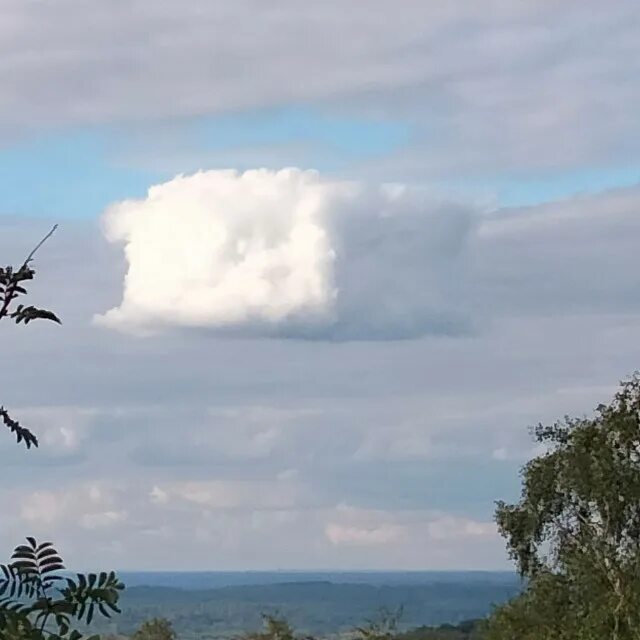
top-left (2, 1), bottom-right (639, 175)
top-left (1, 185), bottom-right (640, 567)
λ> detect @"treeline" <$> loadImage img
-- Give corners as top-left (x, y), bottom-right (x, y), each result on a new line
top-left (106, 613), bottom-right (484, 640)
top-left (393, 619), bottom-right (483, 640)
top-left (95, 579), bottom-right (519, 637)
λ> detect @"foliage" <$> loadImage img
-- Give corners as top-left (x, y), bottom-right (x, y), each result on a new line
top-left (131, 618), bottom-right (177, 640)
top-left (88, 580), bottom-right (519, 636)
top-left (242, 615), bottom-right (299, 640)
top-left (238, 612), bottom-right (481, 640)
top-left (353, 607), bottom-right (403, 640)
top-left (238, 612), bottom-right (482, 640)
top-left (486, 373), bottom-right (640, 639)
top-left (395, 619), bottom-right (484, 640)
top-left (0, 537), bottom-right (123, 640)
top-left (1, 225), bottom-right (61, 449)
top-left (0, 229), bottom-right (124, 639)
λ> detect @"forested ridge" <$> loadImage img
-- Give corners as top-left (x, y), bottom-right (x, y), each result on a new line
top-left (88, 580), bottom-right (519, 638)
top-left (101, 611), bottom-right (486, 640)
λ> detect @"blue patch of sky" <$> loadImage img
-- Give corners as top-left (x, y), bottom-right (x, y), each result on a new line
top-left (0, 107), bottom-right (409, 219)
top-left (1, 104), bottom-right (638, 219)
top-left (190, 106), bottom-right (410, 162)
top-left (441, 166), bottom-right (640, 208)
top-left (0, 129), bottom-right (165, 219)
top-left (495, 166), bottom-right (640, 207)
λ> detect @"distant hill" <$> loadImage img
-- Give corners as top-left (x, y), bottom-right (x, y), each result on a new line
top-left (116, 571), bottom-right (518, 590)
top-left (93, 575), bottom-right (522, 639)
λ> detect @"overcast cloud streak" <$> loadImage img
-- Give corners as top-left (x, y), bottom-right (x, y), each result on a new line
top-left (1, 1), bottom-right (639, 177)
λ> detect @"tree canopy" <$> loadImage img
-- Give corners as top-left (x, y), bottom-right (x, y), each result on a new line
top-left (131, 618), bottom-right (177, 640)
top-left (486, 374), bottom-right (640, 639)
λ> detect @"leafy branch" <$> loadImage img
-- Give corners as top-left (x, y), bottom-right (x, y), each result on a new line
top-left (0, 226), bottom-right (124, 639)
top-left (0, 407), bottom-right (39, 449)
top-left (0, 537), bottom-right (123, 640)
top-left (1, 225), bottom-right (60, 449)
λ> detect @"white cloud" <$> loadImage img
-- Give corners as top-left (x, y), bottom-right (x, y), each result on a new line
top-left (12, 406), bottom-right (97, 455)
top-left (491, 443), bottom-right (547, 462)
top-left (324, 505), bottom-right (497, 550)
top-left (2, 476), bottom-right (507, 569)
top-left (426, 515), bottom-right (497, 541)
top-left (20, 491), bottom-right (64, 527)
top-left (149, 486), bottom-right (169, 505)
top-left (20, 483), bottom-right (127, 531)
top-left (153, 478), bottom-right (304, 511)
top-left (79, 510), bottom-right (127, 530)
top-left (325, 523), bottom-right (404, 546)
top-left (96, 168), bottom-right (473, 339)
top-left (324, 505), bottom-right (407, 547)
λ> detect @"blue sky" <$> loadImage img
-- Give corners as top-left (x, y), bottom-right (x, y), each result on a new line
top-left (1, 0), bottom-right (640, 571)
top-left (0, 108), bottom-right (410, 218)
top-left (3, 105), bottom-right (638, 220)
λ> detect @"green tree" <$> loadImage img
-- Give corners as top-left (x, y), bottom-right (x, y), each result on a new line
top-left (243, 615), bottom-right (299, 640)
top-left (353, 607), bottom-right (403, 640)
top-left (396, 619), bottom-right (483, 640)
top-left (131, 618), bottom-right (177, 640)
top-left (485, 374), bottom-right (640, 639)
top-left (0, 229), bottom-right (124, 639)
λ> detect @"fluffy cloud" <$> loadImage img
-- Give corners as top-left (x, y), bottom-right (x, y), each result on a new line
top-left (98, 171), bottom-right (640, 341)
top-left (96, 168), bottom-right (473, 339)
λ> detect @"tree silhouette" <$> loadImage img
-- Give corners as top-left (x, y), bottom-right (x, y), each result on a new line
top-left (1, 225), bottom-right (60, 449)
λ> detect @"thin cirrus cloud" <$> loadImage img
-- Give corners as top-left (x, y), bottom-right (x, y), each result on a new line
top-left (95, 168), bottom-right (474, 340)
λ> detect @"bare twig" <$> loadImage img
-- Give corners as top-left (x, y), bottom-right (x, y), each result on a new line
top-left (22, 224), bottom-right (58, 266)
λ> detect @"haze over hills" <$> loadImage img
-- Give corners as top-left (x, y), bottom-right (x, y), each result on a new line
top-left (116, 571), bottom-right (519, 589)
top-left (94, 572), bottom-right (522, 638)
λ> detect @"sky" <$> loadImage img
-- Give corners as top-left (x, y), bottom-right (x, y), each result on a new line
top-left (1, 0), bottom-right (640, 571)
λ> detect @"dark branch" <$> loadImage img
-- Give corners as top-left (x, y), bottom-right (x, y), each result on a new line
top-left (1, 227), bottom-right (60, 449)
top-left (23, 224), bottom-right (58, 266)
top-left (0, 407), bottom-right (38, 449)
